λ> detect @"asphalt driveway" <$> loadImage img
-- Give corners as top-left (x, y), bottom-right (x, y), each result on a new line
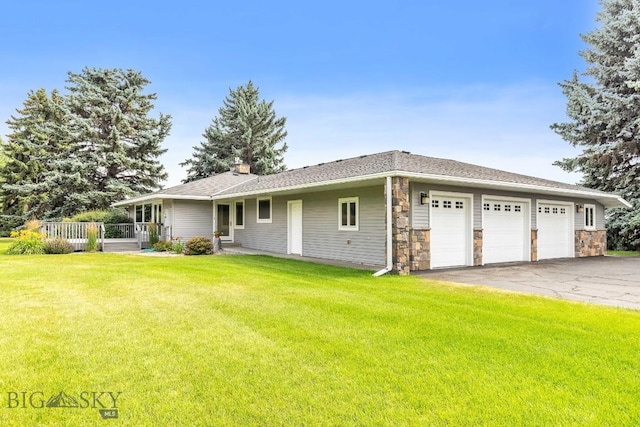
top-left (420, 256), bottom-right (640, 310)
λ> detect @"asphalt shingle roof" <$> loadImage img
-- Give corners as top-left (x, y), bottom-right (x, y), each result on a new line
top-left (115, 150), bottom-right (627, 208)
top-left (214, 150), bottom-right (610, 196)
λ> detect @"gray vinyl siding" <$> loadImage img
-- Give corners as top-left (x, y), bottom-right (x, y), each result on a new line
top-left (172, 200), bottom-right (213, 240)
top-left (232, 185), bottom-right (385, 266)
top-left (234, 196), bottom-right (288, 253)
top-left (410, 183), bottom-right (606, 231)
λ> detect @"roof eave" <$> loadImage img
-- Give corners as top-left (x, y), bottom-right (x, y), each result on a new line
top-left (112, 194), bottom-right (212, 207)
top-left (212, 170), bottom-right (631, 209)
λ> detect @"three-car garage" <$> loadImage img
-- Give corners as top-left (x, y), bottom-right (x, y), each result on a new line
top-left (426, 191), bottom-right (577, 269)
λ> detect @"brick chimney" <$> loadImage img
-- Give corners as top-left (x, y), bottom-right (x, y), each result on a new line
top-left (233, 157), bottom-right (251, 174)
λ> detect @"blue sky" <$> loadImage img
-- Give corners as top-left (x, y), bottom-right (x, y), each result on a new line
top-left (0, 0), bottom-right (601, 187)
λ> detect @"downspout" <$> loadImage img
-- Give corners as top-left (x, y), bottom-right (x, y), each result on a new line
top-left (373, 176), bottom-right (394, 277)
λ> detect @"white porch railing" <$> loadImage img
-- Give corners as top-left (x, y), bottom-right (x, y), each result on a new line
top-left (40, 222), bottom-right (105, 251)
top-left (136, 223), bottom-right (167, 249)
top-left (104, 223), bottom-right (135, 238)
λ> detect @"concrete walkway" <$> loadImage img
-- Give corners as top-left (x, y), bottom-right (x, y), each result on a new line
top-left (419, 257), bottom-right (640, 310)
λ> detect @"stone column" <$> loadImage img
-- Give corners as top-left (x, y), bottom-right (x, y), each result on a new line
top-left (473, 228), bottom-right (483, 266)
top-left (409, 229), bottom-right (430, 271)
top-left (391, 177), bottom-right (411, 275)
top-left (531, 229), bottom-right (538, 262)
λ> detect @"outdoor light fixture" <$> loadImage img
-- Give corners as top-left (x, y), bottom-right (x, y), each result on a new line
top-left (576, 204), bottom-right (584, 213)
top-left (420, 192), bottom-right (429, 205)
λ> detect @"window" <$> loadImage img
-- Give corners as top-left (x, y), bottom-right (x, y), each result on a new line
top-left (483, 203), bottom-right (490, 211)
top-left (339, 197), bottom-right (359, 230)
top-left (504, 204), bottom-right (511, 212)
top-left (544, 207), bottom-right (550, 214)
top-left (560, 208), bottom-right (566, 214)
top-left (431, 200), bottom-right (439, 208)
top-left (257, 197), bottom-right (272, 223)
top-left (443, 200), bottom-right (452, 209)
top-left (135, 205), bottom-right (142, 223)
top-left (494, 204), bottom-right (501, 211)
top-left (584, 204), bottom-right (596, 230)
top-left (514, 205), bottom-right (522, 212)
top-left (234, 200), bottom-right (245, 229)
top-left (455, 201), bottom-right (464, 209)
top-left (552, 207), bottom-right (558, 214)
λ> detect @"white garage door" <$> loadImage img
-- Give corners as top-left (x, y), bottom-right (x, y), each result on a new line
top-left (537, 202), bottom-right (573, 260)
top-left (483, 199), bottom-right (529, 264)
top-left (430, 195), bottom-right (470, 268)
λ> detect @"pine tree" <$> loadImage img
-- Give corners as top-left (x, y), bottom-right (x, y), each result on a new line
top-left (64, 67), bottom-right (171, 210)
top-left (551, 0), bottom-right (640, 250)
top-left (181, 81), bottom-right (287, 182)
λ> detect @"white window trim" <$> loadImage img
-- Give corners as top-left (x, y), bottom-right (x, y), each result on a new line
top-left (338, 197), bottom-right (359, 231)
top-left (584, 204), bottom-right (596, 230)
top-left (234, 199), bottom-right (245, 229)
top-left (256, 197), bottom-right (272, 224)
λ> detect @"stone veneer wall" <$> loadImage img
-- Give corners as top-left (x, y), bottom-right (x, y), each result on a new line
top-left (473, 229), bottom-right (483, 266)
top-left (391, 177), bottom-right (411, 275)
top-left (409, 229), bottom-right (430, 271)
top-left (575, 230), bottom-right (607, 257)
top-left (531, 229), bottom-right (538, 262)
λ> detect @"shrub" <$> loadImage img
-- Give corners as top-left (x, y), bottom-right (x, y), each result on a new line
top-left (172, 237), bottom-right (184, 255)
top-left (184, 237), bottom-right (213, 255)
top-left (24, 219), bottom-right (41, 232)
top-left (86, 224), bottom-right (99, 252)
top-left (148, 223), bottom-right (159, 246)
top-left (152, 241), bottom-right (172, 252)
top-left (44, 238), bottom-right (75, 254)
top-left (67, 208), bottom-right (131, 224)
top-left (6, 229), bottom-right (45, 255)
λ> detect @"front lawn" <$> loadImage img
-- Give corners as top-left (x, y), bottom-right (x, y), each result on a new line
top-left (0, 250), bottom-right (639, 426)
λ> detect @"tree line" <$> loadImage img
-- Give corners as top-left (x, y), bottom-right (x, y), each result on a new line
top-left (0, 70), bottom-right (287, 233)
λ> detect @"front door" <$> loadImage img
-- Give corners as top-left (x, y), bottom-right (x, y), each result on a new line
top-left (288, 200), bottom-right (303, 255)
top-left (216, 203), bottom-right (232, 241)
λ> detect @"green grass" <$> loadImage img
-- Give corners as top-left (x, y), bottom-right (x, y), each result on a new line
top-left (608, 250), bottom-right (640, 256)
top-left (0, 245), bottom-right (639, 425)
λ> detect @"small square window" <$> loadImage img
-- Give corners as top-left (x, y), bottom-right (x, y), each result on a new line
top-left (483, 203), bottom-right (490, 211)
top-left (494, 204), bottom-right (501, 211)
top-left (505, 204), bottom-right (511, 212)
top-left (544, 207), bottom-right (550, 214)
top-left (514, 205), bottom-right (521, 212)
top-left (431, 200), bottom-right (439, 208)
top-left (560, 208), bottom-right (566, 214)
top-left (443, 201), bottom-right (452, 209)
top-left (538, 207), bottom-right (542, 213)
top-left (455, 201), bottom-right (464, 209)
top-left (552, 207), bottom-right (558, 214)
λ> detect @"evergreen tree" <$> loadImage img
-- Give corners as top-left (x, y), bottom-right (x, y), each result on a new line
top-left (0, 89), bottom-right (68, 225)
top-left (181, 81), bottom-right (287, 182)
top-left (0, 67), bottom-right (171, 224)
top-left (64, 67), bottom-right (171, 210)
top-left (551, 0), bottom-right (640, 250)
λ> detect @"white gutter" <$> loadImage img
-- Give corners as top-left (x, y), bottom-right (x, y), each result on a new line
top-left (373, 176), bottom-right (393, 277)
top-left (210, 170), bottom-right (630, 209)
